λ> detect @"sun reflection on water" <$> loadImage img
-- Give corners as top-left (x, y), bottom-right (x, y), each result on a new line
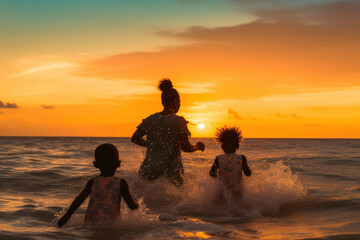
top-left (177, 231), bottom-right (211, 239)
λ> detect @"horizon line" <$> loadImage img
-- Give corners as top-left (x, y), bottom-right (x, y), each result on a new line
top-left (0, 136), bottom-right (359, 140)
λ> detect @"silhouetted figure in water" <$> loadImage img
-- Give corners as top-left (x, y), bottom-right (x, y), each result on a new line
top-left (57, 144), bottom-right (138, 227)
top-left (210, 127), bottom-right (252, 198)
top-left (131, 79), bottom-right (205, 186)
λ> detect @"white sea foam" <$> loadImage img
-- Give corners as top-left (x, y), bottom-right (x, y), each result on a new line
top-left (125, 159), bottom-right (306, 219)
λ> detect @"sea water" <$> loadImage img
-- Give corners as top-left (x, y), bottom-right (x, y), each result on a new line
top-left (0, 137), bottom-right (359, 239)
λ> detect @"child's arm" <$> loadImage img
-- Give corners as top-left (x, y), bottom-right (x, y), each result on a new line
top-left (120, 179), bottom-right (139, 210)
top-left (179, 134), bottom-right (205, 152)
top-left (209, 156), bottom-right (219, 178)
top-left (57, 179), bottom-right (93, 227)
top-left (242, 155), bottom-right (252, 177)
top-left (131, 128), bottom-right (147, 147)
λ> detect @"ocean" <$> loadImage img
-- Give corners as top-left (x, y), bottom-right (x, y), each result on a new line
top-left (0, 137), bottom-right (359, 240)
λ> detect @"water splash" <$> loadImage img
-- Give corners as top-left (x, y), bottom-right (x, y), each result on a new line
top-left (126, 159), bottom-right (306, 218)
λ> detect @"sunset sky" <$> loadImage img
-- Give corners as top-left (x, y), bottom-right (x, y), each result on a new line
top-left (1, 0), bottom-right (359, 138)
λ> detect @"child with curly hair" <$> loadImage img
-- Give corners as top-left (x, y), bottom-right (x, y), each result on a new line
top-left (210, 127), bottom-right (252, 197)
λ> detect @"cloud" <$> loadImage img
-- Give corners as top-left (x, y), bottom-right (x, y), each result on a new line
top-left (228, 108), bottom-right (242, 119)
top-left (41, 104), bottom-right (55, 109)
top-left (254, 0), bottom-right (360, 25)
top-left (89, 93), bottom-right (152, 103)
top-left (259, 87), bottom-right (360, 106)
top-left (0, 101), bottom-right (19, 108)
top-left (189, 100), bottom-right (240, 109)
top-left (187, 121), bottom-right (196, 126)
top-left (274, 112), bottom-right (302, 119)
top-left (178, 82), bottom-right (215, 94)
top-left (181, 0), bottom-right (357, 13)
top-left (228, 0), bottom-right (346, 10)
top-left (290, 113), bottom-right (301, 119)
top-left (179, 0), bottom-right (298, 8)
top-left (76, 1), bottom-right (360, 99)
top-left (227, 107), bottom-right (260, 121)
top-left (11, 62), bottom-right (76, 77)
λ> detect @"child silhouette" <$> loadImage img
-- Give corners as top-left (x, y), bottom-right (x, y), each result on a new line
top-left (210, 127), bottom-right (252, 197)
top-left (57, 143), bottom-right (138, 227)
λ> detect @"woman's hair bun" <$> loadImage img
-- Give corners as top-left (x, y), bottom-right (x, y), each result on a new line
top-left (158, 78), bottom-right (173, 92)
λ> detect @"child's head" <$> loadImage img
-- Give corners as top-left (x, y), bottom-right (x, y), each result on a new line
top-left (93, 143), bottom-right (120, 174)
top-left (215, 126), bottom-right (243, 154)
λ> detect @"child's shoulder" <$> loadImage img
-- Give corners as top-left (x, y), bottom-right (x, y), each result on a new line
top-left (93, 176), bottom-right (123, 184)
top-left (234, 154), bottom-right (245, 161)
top-left (217, 154), bottom-right (245, 163)
top-left (217, 153), bottom-right (244, 158)
top-left (113, 176), bottom-right (124, 184)
top-left (235, 153), bottom-right (244, 157)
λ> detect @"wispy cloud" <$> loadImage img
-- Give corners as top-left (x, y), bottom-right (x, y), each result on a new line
top-left (259, 87), bottom-right (360, 107)
top-left (178, 82), bottom-right (215, 94)
top-left (273, 112), bottom-right (302, 119)
top-left (11, 62), bottom-right (76, 77)
top-left (189, 100), bottom-right (240, 109)
top-left (0, 101), bottom-right (19, 108)
top-left (228, 108), bottom-right (242, 119)
top-left (41, 104), bottom-right (55, 109)
top-left (90, 94), bottom-right (151, 103)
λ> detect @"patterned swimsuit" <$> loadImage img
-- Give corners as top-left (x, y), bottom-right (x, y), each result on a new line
top-left (217, 154), bottom-right (244, 197)
top-left (85, 176), bottom-right (121, 225)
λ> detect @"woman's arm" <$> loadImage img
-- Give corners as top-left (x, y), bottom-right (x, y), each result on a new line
top-left (209, 157), bottom-right (219, 178)
top-left (57, 179), bottom-right (93, 227)
top-left (131, 128), bottom-right (147, 147)
top-left (179, 134), bottom-right (205, 152)
top-left (242, 155), bottom-right (252, 177)
top-left (120, 179), bottom-right (139, 210)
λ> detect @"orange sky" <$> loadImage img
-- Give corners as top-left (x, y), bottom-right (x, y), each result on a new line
top-left (0, 0), bottom-right (359, 138)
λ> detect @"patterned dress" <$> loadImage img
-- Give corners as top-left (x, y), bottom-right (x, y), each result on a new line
top-left (85, 176), bottom-right (121, 225)
top-left (217, 154), bottom-right (244, 197)
top-left (137, 113), bottom-right (190, 183)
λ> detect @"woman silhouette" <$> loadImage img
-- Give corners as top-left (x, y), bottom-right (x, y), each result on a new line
top-left (131, 79), bottom-right (205, 186)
